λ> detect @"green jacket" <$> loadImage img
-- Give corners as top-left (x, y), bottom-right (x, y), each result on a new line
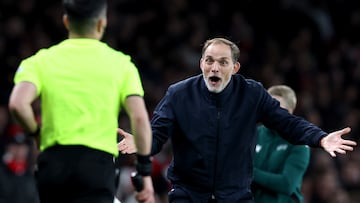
top-left (253, 125), bottom-right (310, 203)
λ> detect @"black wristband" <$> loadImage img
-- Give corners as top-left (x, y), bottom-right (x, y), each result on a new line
top-left (29, 126), bottom-right (40, 137)
top-left (135, 154), bottom-right (152, 176)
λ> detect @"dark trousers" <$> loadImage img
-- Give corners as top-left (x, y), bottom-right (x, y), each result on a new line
top-left (168, 184), bottom-right (254, 203)
top-left (35, 145), bottom-right (115, 203)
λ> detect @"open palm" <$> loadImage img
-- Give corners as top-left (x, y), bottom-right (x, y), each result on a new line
top-left (117, 128), bottom-right (137, 154)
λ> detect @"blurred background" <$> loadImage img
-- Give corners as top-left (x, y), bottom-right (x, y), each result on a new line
top-left (0, 0), bottom-right (359, 202)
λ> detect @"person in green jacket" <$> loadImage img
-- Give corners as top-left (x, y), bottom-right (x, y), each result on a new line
top-left (253, 85), bottom-right (310, 203)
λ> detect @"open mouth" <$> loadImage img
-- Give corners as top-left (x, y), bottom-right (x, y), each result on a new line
top-left (209, 76), bottom-right (221, 82)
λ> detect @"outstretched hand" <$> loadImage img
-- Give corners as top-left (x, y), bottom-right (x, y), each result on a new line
top-left (320, 127), bottom-right (357, 157)
top-left (117, 128), bottom-right (137, 154)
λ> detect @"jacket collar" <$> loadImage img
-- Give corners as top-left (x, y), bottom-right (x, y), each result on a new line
top-left (201, 76), bottom-right (235, 107)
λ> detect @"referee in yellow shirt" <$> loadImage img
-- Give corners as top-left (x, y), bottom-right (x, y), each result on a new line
top-left (8, 0), bottom-right (155, 203)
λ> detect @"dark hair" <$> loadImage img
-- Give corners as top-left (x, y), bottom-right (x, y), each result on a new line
top-left (63, 0), bottom-right (107, 20)
top-left (63, 0), bottom-right (107, 35)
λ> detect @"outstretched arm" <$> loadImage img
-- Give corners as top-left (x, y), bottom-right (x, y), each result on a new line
top-left (320, 127), bottom-right (357, 157)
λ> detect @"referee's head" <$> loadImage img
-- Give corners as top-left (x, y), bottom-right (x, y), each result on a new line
top-left (62, 0), bottom-right (107, 39)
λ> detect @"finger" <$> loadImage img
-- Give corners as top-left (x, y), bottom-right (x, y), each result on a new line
top-left (119, 145), bottom-right (127, 151)
top-left (120, 129), bottom-right (132, 139)
top-left (117, 145), bottom-right (123, 151)
top-left (120, 146), bottom-right (128, 153)
top-left (117, 140), bottom-right (124, 148)
top-left (117, 140), bottom-right (124, 145)
top-left (329, 151), bottom-right (336, 157)
top-left (343, 140), bottom-right (357, 146)
top-left (335, 148), bottom-right (346, 154)
top-left (339, 127), bottom-right (351, 135)
top-left (117, 141), bottom-right (127, 151)
top-left (340, 145), bottom-right (354, 151)
top-left (117, 128), bottom-right (126, 135)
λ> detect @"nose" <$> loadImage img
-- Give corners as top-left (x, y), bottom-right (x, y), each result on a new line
top-left (211, 62), bottom-right (220, 72)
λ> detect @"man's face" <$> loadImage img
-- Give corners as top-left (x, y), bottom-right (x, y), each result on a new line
top-left (200, 43), bottom-right (239, 93)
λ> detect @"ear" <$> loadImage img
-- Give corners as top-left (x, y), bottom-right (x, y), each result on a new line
top-left (96, 17), bottom-right (107, 33)
top-left (63, 14), bottom-right (70, 31)
top-left (232, 62), bottom-right (241, 74)
top-left (199, 58), bottom-right (204, 72)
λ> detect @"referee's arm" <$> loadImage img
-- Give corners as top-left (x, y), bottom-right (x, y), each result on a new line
top-left (8, 81), bottom-right (39, 134)
top-left (124, 95), bottom-right (152, 155)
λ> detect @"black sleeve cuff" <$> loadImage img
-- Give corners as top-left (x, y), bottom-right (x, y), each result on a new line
top-left (135, 154), bottom-right (152, 176)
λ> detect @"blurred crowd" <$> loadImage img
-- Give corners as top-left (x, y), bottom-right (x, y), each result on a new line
top-left (0, 0), bottom-right (359, 203)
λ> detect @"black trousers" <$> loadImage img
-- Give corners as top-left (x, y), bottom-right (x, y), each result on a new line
top-left (168, 184), bottom-right (254, 203)
top-left (35, 145), bottom-right (115, 203)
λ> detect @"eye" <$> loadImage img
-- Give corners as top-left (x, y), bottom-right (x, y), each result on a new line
top-left (205, 58), bottom-right (214, 65)
top-left (220, 60), bottom-right (228, 66)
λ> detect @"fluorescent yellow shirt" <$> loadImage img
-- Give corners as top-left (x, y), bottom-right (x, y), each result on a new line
top-left (14, 38), bottom-right (144, 156)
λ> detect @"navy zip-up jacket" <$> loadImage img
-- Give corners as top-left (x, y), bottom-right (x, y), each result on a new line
top-left (150, 74), bottom-right (326, 201)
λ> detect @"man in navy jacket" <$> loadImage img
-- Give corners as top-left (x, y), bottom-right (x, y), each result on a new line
top-left (118, 37), bottom-right (356, 203)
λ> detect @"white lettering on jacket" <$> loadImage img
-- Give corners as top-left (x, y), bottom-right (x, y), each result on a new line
top-left (276, 144), bottom-right (288, 151)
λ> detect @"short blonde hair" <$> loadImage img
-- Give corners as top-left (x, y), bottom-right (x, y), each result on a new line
top-left (267, 85), bottom-right (297, 111)
top-left (201, 38), bottom-right (240, 63)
